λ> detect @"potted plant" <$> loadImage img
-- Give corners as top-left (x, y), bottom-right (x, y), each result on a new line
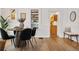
top-left (0, 16), bottom-right (9, 51)
top-left (0, 16), bottom-right (9, 29)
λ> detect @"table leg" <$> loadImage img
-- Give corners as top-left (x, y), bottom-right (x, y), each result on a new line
top-left (63, 33), bottom-right (65, 39)
top-left (14, 31), bottom-right (27, 48)
top-left (15, 31), bottom-right (21, 48)
top-left (67, 35), bottom-right (69, 39)
top-left (76, 35), bottom-right (78, 45)
top-left (70, 35), bottom-right (72, 40)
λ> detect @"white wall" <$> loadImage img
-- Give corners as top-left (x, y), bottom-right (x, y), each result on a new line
top-left (0, 9), bottom-right (1, 15)
top-left (35, 8), bottom-right (50, 37)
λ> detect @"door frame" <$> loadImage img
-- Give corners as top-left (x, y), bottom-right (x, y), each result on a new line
top-left (50, 12), bottom-right (59, 38)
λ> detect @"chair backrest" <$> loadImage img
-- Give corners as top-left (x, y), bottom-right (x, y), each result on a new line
top-left (0, 28), bottom-right (9, 39)
top-left (32, 27), bottom-right (37, 36)
top-left (13, 26), bottom-right (19, 35)
top-left (14, 31), bottom-right (16, 35)
top-left (20, 28), bottom-right (32, 40)
top-left (64, 27), bottom-right (71, 32)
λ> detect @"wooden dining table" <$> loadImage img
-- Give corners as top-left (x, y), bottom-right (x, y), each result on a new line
top-left (7, 27), bottom-right (24, 48)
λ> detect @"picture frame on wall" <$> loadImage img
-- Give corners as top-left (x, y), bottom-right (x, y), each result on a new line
top-left (11, 9), bottom-right (16, 20)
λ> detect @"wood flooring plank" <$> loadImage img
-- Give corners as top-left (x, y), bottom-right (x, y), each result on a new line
top-left (3, 37), bottom-right (79, 51)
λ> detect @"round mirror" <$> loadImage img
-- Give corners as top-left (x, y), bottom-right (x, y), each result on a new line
top-left (70, 11), bottom-right (76, 22)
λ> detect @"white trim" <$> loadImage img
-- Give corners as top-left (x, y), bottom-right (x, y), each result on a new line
top-left (35, 35), bottom-right (50, 38)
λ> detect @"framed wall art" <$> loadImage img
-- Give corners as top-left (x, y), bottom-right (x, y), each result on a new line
top-left (11, 9), bottom-right (16, 20)
top-left (31, 9), bottom-right (39, 28)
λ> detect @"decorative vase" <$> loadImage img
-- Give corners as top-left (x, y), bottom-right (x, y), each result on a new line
top-left (18, 18), bottom-right (25, 29)
top-left (19, 22), bottom-right (24, 29)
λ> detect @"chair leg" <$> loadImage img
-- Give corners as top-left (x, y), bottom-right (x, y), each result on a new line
top-left (4, 40), bottom-right (8, 51)
top-left (13, 39), bottom-right (16, 48)
top-left (29, 40), bottom-right (34, 48)
top-left (31, 37), bottom-right (34, 42)
top-left (11, 40), bottom-right (13, 44)
top-left (11, 39), bottom-right (15, 46)
top-left (13, 39), bottom-right (14, 43)
top-left (33, 37), bottom-right (37, 45)
top-left (26, 40), bottom-right (29, 48)
top-left (11, 39), bottom-right (14, 43)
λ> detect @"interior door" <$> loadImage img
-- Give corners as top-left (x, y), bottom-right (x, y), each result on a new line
top-left (50, 15), bottom-right (58, 38)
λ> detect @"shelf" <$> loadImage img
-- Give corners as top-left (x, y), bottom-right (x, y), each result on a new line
top-left (31, 9), bottom-right (39, 28)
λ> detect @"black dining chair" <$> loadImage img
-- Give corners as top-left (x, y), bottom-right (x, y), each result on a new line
top-left (20, 28), bottom-right (34, 48)
top-left (31, 27), bottom-right (37, 44)
top-left (0, 28), bottom-right (15, 45)
top-left (14, 31), bottom-right (16, 35)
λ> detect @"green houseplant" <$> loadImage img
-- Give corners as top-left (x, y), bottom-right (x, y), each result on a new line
top-left (0, 16), bottom-right (9, 51)
top-left (0, 16), bottom-right (9, 29)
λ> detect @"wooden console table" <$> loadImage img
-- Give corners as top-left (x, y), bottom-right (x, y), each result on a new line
top-left (64, 32), bottom-right (79, 44)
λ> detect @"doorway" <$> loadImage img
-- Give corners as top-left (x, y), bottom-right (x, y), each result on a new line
top-left (50, 13), bottom-right (58, 38)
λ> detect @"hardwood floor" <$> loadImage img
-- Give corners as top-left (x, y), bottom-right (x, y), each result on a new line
top-left (4, 37), bottom-right (79, 51)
